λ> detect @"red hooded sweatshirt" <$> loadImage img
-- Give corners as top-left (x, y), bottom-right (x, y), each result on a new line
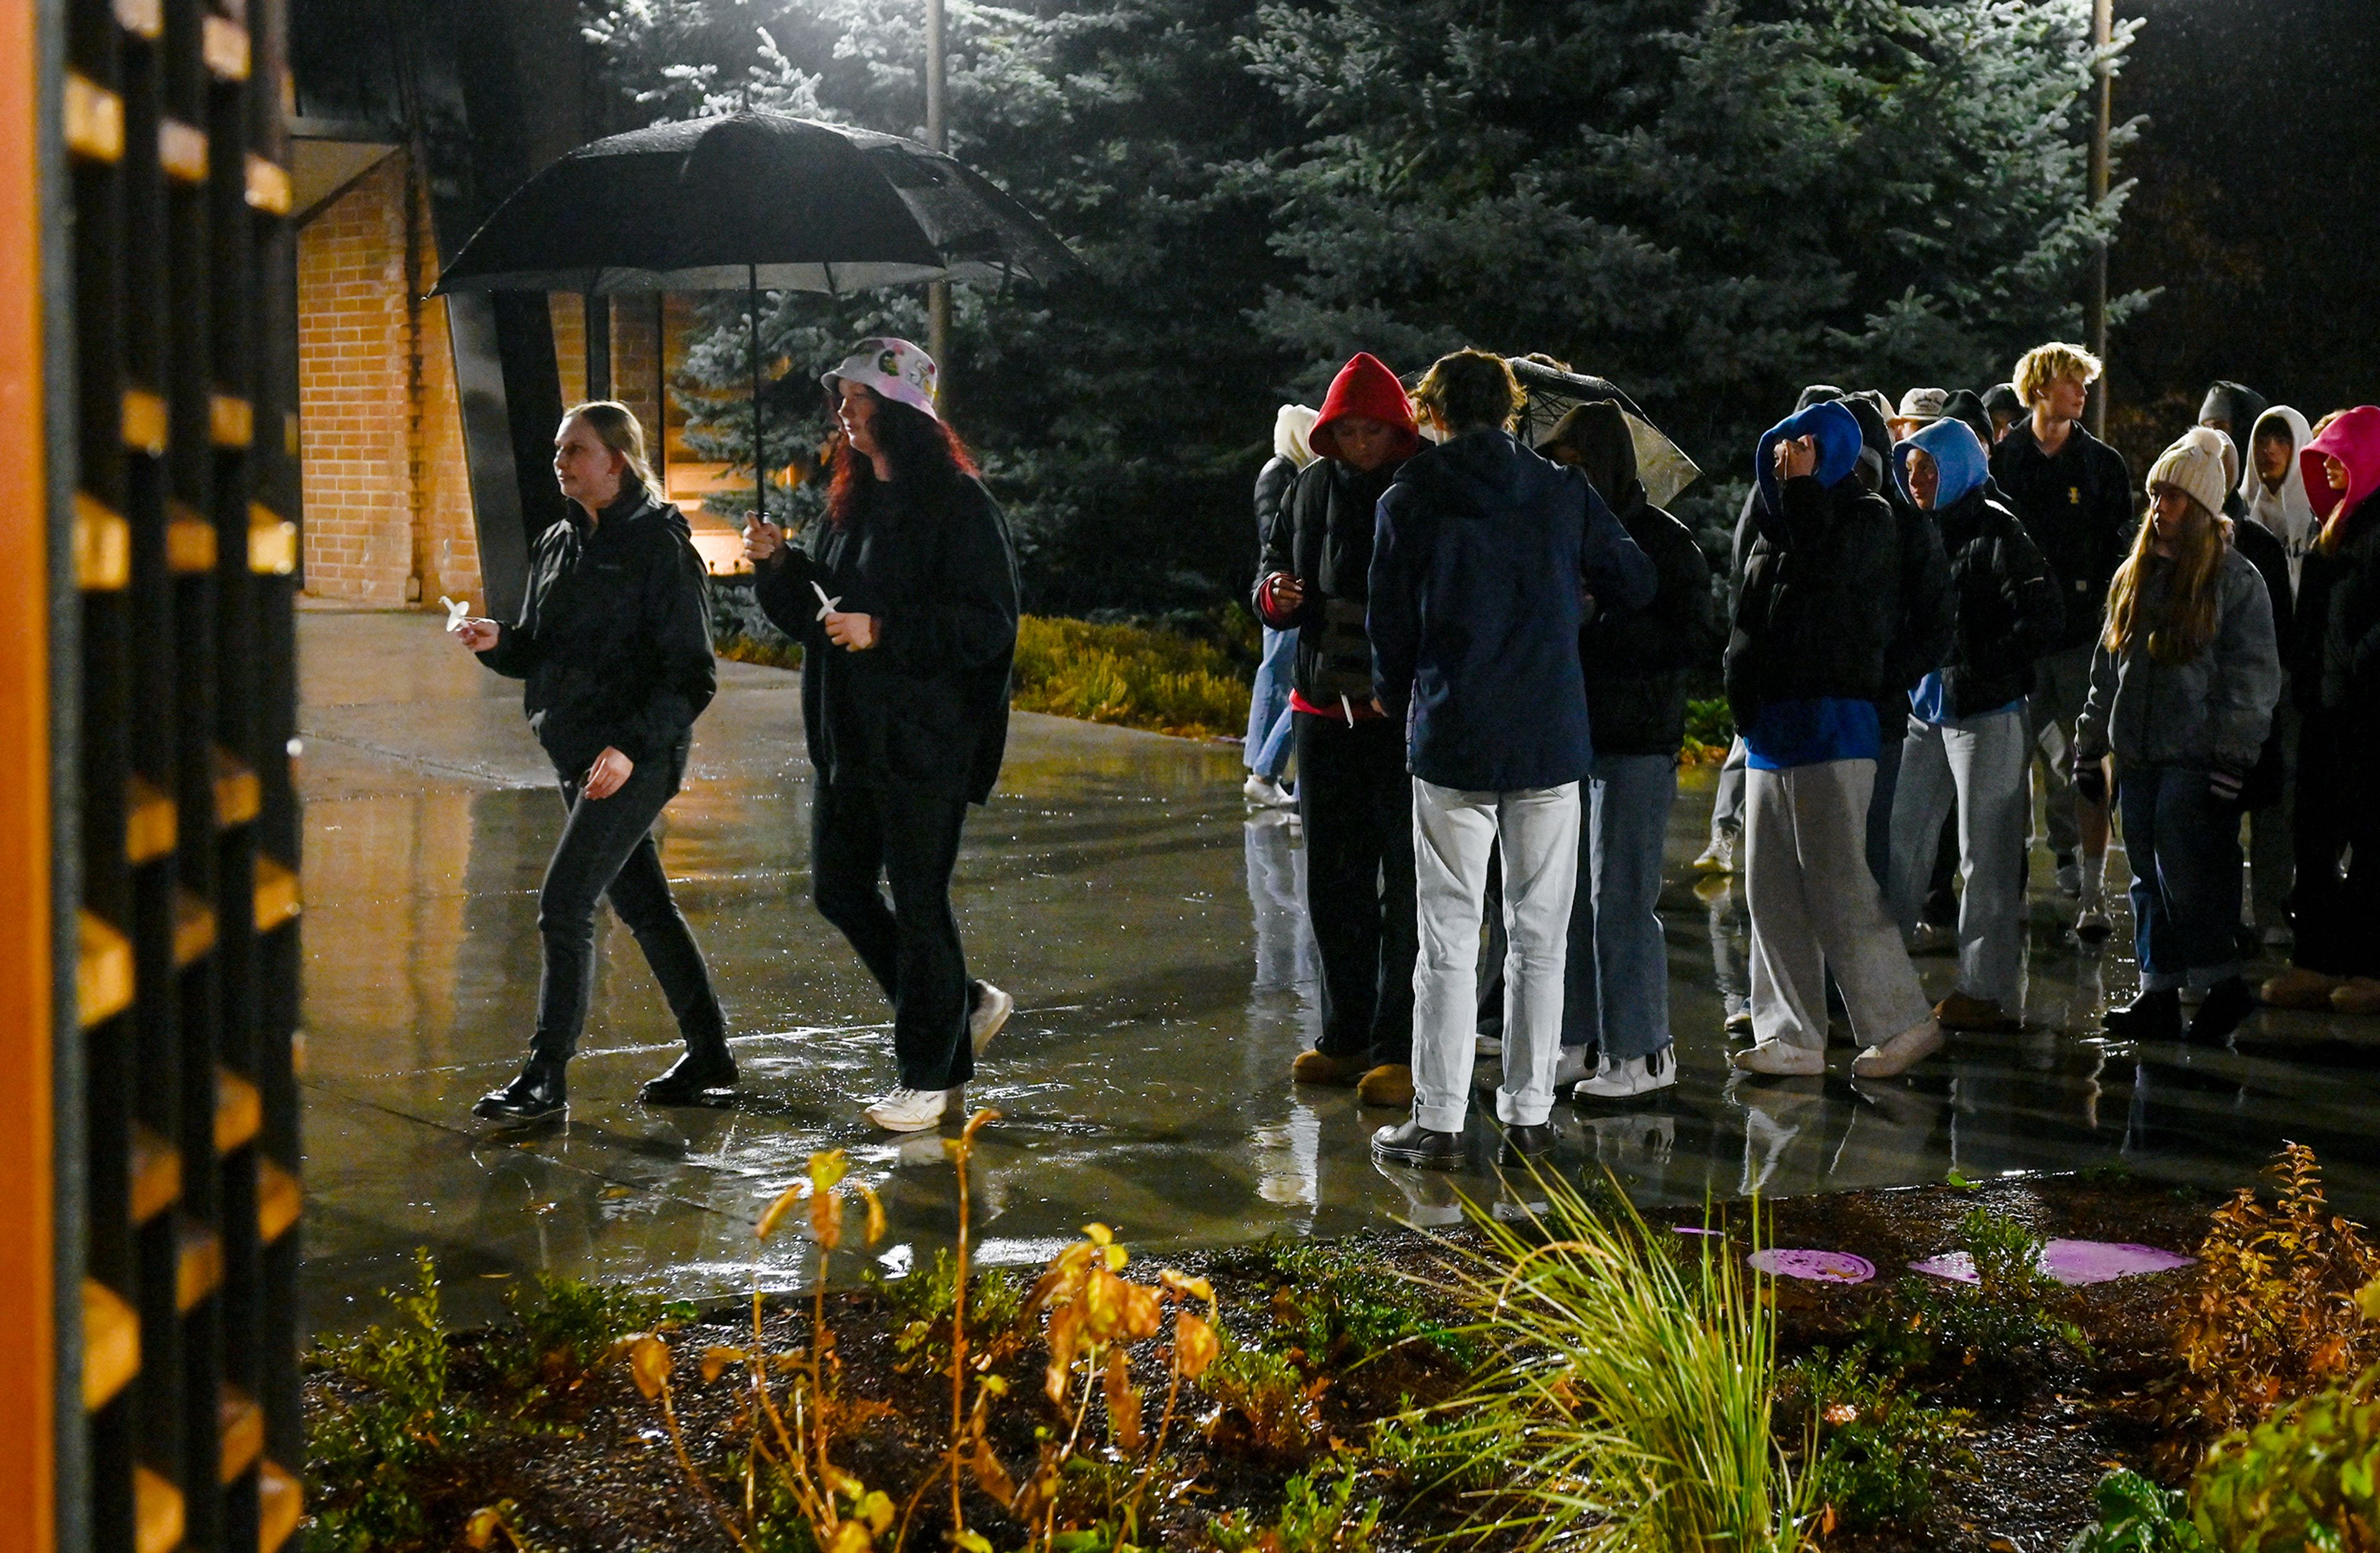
top-left (2302, 404), bottom-right (2380, 551)
top-left (1256, 354), bottom-right (1421, 721)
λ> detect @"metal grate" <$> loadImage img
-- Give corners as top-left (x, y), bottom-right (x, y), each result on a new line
top-left (62, 0), bottom-right (304, 1548)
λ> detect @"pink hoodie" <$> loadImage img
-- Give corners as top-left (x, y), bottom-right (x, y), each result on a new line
top-left (2299, 404), bottom-right (2380, 550)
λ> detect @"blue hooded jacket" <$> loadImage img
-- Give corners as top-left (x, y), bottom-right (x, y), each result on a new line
top-left (1894, 417), bottom-right (1989, 511)
top-left (1370, 428), bottom-right (1657, 790)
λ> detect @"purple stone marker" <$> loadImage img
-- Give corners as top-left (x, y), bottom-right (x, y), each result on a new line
top-left (1747, 1249), bottom-right (1875, 1284)
top-left (1910, 1239), bottom-right (2195, 1286)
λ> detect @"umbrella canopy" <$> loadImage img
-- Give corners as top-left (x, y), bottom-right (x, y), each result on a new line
top-left (1507, 358), bottom-right (1701, 510)
top-left (434, 112), bottom-right (1078, 296)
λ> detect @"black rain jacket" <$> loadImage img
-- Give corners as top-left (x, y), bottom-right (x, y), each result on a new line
top-left (1725, 473), bottom-right (1903, 731)
top-left (1991, 418), bottom-right (2135, 653)
top-left (1254, 456), bottom-right (1405, 706)
top-left (754, 473), bottom-right (1020, 805)
top-left (477, 488), bottom-right (717, 776)
top-left (1929, 486), bottom-right (2066, 719)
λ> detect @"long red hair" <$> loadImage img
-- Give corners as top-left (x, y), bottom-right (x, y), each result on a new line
top-left (826, 388), bottom-right (979, 528)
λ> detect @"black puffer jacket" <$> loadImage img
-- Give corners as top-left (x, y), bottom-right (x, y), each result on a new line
top-left (1726, 473), bottom-right (1903, 728)
top-left (478, 488), bottom-right (717, 776)
top-left (1991, 418), bottom-right (2135, 653)
top-left (1929, 487), bottom-right (2065, 719)
top-left (754, 474), bottom-right (1020, 805)
top-left (1253, 454), bottom-right (1298, 546)
top-left (1254, 456), bottom-right (1405, 706)
top-left (2307, 496), bottom-right (2380, 741)
top-left (1554, 402), bottom-right (1723, 756)
top-left (2229, 515), bottom-right (2294, 808)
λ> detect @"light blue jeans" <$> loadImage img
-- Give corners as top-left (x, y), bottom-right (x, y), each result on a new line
top-left (1565, 753), bottom-right (1679, 1060)
top-left (1245, 626), bottom-right (1297, 779)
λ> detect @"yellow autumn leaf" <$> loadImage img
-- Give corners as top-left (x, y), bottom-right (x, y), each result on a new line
top-left (826, 1520), bottom-right (873, 1553)
top-left (857, 1182), bottom-right (886, 1247)
top-left (1083, 1223), bottom-right (1113, 1246)
top-left (1175, 1311), bottom-right (1219, 1380)
top-left (700, 1345), bottom-right (749, 1383)
top-left (630, 1334), bottom-right (672, 1400)
top-left (758, 1182), bottom-right (806, 1241)
top-left (2356, 1276), bottom-right (2380, 1322)
top-left (810, 1148), bottom-right (851, 1192)
top-left (857, 1490), bottom-right (894, 1534)
top-left (464, 1508), bottom-right (501, 1550)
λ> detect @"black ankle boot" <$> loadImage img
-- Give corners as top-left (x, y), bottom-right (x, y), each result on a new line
top-left (639, 1036), bottom-right (738, 1105)
top-left (2102, 988), bottom-right (2182, 1042)
top-left (474, 1053), bottom-right (568, 1120)
top-left (2184, 977), bottom-right (2257, 1044)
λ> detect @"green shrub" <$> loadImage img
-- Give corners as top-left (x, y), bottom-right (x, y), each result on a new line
top-left (487, 1273), bottom-right (694, 1401)
top-left (1212, 1462), bottom-right (1380, 1553)
top-left (1442, 1172), bottom-right (1806, 1552)
top-left (2064, 1471), bottom-right (2207, 1553)
top-left (1010, 615), bottom-right (1250, 738)
top-left (1368, 1404), bottom-right (1523, 1502)
top-left (1245, 1241), bottom-right (1473, 1369)
top-left (1201, 1335), bottom-right (1324, 1456)
top-left (2190, 1363), bottom-right (2380, 1552)
top-left (1779, 1348), bottom-right (1972, 1534)
top-left (1874, 1206), bottom-right (2087, 1381)
top-left (716, 632), bottom-right (804, 670)
top-left (865, 1246), bottom-right (1031, 1372)
top-left (1682, 696), bottom-right (1734, 759)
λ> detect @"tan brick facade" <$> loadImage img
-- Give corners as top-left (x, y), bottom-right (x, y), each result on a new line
top-left (296, 152), bottom-right (480, 607)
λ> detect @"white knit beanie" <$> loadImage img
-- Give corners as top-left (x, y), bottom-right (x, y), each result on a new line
top-left (2148, 426), bottom-right (2232, 520)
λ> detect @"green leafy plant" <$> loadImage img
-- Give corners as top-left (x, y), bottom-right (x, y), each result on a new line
top-left (1878, 1206), bottom-right (2087, 1383)
top-left (2189, 1361), bottom-right (2380, 1553)
top-left (1201, 1334), bottom-right (1326, 1458)
top-left (488, 1272), bottom-right (695, 1401)
top-left (1681, 697), bottom-right (1734, 761)
top-left (1435, 1170), bottom-right (1806, 1553)
top-left (868, 1247), bottom-right (1031, 1375)
top-left (1211, 1463), bottom-right (1380, 1553)
top-left (308, 1249), bottom-right (485, 1552)
top-left (2170, 1142), bottom-right (2380, 1458)
top-left (1778, 1348), bottom-right (1972, 1534)
top-left (2063, 1471), bottom-right (2208, 1553)
top-left (1248, 1242), bottom-right (1472, 1369)
top-left (1010, 615), bottom-right (1250, 738)
top-left (1367, 1404), bottom-right (1523, 1502)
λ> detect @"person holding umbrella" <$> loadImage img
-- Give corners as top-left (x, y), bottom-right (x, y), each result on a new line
top-left (744, 338), bottom-right (1021, 1132)
top-left (453, 402), bottom-right (734, 1122)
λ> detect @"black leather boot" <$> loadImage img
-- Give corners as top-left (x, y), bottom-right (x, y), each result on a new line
top-left (2184, 977), bottom-right (2257, 1044)
top-left (1371, 1116), bottom-right (1465, 1170)
top-left (1496, 1122), bottom-right (1558, 1165)
top-left (2101, 988), bottom-right (2182, 1042)
top-left (639, 1034), bottom-right (739, 1105)
top-left (473, 1053), bottom-right (568, 1121)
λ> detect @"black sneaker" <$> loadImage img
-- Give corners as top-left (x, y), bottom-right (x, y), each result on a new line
top-left (638, 1044), bottom-right (739, 1105)
top-left (474, 1055), bottom-right (567, 1121)
top-left (2102, 988), bottom-right (2182, 1042)
top-left (1371, 1117), bottom-right (1464, 1170)
top-left (2184, 976), bottom-right (2257, 1044)
top-left (1496, 1122), bottom-right (1558, 1165)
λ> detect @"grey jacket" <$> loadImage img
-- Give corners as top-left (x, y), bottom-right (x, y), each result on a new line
top-left (2075, 545), bottom-right (2281, 772)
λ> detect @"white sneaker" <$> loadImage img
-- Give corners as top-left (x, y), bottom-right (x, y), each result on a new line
top-left (1551, 1045), bottom-right (1595, 1089)
top-left (1732, 1040), bottom-right (1825, 1076)
top-left (968, 980), bottom-right (1014, 1053)
top-left (2074, 895), bottom-right (2112, 941)
top-left (864, 1085), bottom-right (963, 1133)
top-left (1573, 1048), bottom-right (1677, 1100)
top-left (1850, 1022), bottom-right (1945, 1078)
top-left (1243, 774), bottom-right (1294, 808)
top-left (2055, 857), bottom-right (2083, 898)
top-left (1692, 837), bottom-right (1735, 874)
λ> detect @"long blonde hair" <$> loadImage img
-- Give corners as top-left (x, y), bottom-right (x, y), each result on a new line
top-left (2102, 492), bottom-right (2228, 665)
top-left (565, 400), bottom-right (658, 499)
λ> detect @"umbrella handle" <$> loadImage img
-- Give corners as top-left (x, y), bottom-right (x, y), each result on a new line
top-left (749, 265), bottom-right (764, 523)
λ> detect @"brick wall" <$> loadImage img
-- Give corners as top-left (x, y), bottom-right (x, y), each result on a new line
top-left (296, 151), bottom-right (481, 607)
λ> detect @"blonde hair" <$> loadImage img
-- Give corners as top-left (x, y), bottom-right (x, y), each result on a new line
top-left (2012, 343), bottom-right (2104, 407)
top-left (1411, 350), bottom-right (1522, 434)
top-left (564, 400), bottom-right (658, 498)
top-left (2102, 492), bottom-right (2228, 666)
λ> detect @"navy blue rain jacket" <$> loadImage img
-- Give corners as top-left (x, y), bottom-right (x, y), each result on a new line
top-left (1369, 428), bottom-right (1658, 791)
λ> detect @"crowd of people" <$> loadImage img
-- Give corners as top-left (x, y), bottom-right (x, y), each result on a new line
top-left (1248, 344), bottom-right (2380, 1169)
top-left (431, 324), bottom-right (2377, 1153)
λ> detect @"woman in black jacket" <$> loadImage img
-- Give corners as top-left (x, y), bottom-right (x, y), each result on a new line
top-left (456, 402), bottom-right (731, 1121)
top-left (1882, 418), bottom-right (2063, 1034)
top-left (744, 338), bottom-right (1021, 1131)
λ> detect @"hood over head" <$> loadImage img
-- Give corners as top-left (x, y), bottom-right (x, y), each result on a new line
top-left (1310, 353), bottom-right (1419, 465)
top-left (2302, 404), bottom-right (2380, 545)
top-left (2147, 426), bottom-right (2234, 522)
top-left (1537, 401), bottom-right (1641, 511)
top-left (1794, 383), bottom-right (1844, 412)
top-left (1755, 400), bottom-right (1866, 517)
top-left (1273, 404), bottom-right (1319, 468)
top-left (1940, 388), bottom-right (1993, 449)
top-left (2241, 404), bottom-right (2314, 521)
top-left (1396, 427), bottom-right (1576, 518)
top-left (1981, 383), bottom-right (2022, 421)
top-left (1896, 417), bottom-right (1990, 511)
top-left (1833, 392), bottom-right (1897, 498)
top-left (2199, 381), bottom-right (2269, 440)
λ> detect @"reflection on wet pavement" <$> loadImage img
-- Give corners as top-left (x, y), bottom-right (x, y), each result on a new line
top-left (298, 610), bottom-right (2380, 1335)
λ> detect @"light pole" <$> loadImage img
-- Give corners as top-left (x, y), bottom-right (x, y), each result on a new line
top-left (2085, 0), bottom-right (2112, 439)
top-left (925, 0), bottom-right (950, 371)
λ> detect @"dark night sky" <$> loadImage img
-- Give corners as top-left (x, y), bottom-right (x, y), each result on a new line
top-left (2110, 0), bottom-right (2379, 438)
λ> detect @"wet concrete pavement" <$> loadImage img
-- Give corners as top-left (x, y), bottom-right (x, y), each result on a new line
top-left (296, 609), bottom-right (2380, 1336)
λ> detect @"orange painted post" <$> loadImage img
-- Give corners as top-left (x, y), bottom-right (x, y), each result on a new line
top-left (0, 0), bottom-right (58, 1544)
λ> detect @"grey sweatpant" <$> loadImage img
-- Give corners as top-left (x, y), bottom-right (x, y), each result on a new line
top-left (1887, 708), bottom-right (2030, 1011)
top-left (1745, 758), bottom-right (1934, 1052)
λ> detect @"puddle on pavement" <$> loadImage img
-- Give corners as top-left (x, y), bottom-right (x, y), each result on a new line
top-left (295, 611), bottom-right (2380, 1335)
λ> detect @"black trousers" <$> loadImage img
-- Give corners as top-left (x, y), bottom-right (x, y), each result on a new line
top-left (811, 782), bottom-right (974, 1092)
top-left (2293, 716), bottom-right (2380, 976)
top-left (1295, 712), bottom-right (1416, 1064)
top-left (534, 740), bottom-right (725, 1060)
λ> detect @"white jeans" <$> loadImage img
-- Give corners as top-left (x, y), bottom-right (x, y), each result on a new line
top-left (1745, 759), bottom-right (1933, 1052)
top-left (1411, 779), bottom-right (1581, 1131)
top-left (1887, 709), bottom-right (2030, 1011)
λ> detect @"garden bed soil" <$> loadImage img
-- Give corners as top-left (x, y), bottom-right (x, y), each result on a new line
top-left (305, 1170), bottom-right (2225, 1553)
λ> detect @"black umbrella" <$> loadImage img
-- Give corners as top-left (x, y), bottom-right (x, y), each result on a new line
top-left (433, 112), bottom-right (1078, 516)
